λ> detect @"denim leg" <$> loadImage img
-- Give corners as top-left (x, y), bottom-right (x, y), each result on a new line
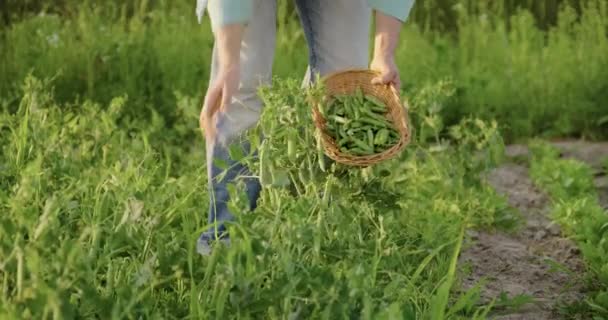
top-left (295, 0), bottom-right (371, 84)
top-left (200, 118), bottom-right (261, 241)
top-left (198, 0), bottom-right (276, 254)
top-left (293, 0), bottom-right (372, 182)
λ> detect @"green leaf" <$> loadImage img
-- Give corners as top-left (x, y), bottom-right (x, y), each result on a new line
top-left (228, 143), bottom-right (245, 162)
top-left (270, 169), bottom-right (290, 187)
top-left (213, 158), bottom-right (229, 170)
top-left (446, 280), bottom-right (483, 317)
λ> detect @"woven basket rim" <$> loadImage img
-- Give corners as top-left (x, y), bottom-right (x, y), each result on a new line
top-left (311, 68), bottom-right (411, 166)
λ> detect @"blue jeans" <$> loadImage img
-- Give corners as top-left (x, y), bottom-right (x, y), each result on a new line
top-left (197, 0), bottom-right (371, 252)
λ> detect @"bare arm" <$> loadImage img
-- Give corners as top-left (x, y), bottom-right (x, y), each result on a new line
top-left (370, 11), bottom-right (403, 89)
top-left (216, 24), bottom-right (245, 70)
top-left (200, 24), bottom-right (245, 140)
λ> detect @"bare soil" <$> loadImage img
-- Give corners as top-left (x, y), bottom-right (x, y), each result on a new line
top-left (458, 140), bottom-right (608, 319)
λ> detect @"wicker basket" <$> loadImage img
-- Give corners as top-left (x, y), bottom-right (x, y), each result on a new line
top-left (311, 69), bottom-right (411, 167)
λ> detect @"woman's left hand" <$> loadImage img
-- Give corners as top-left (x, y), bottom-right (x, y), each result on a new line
top-left (370, 54), bottom-right (401, 89)
top-left (370, 10), bottom-right (403, 90)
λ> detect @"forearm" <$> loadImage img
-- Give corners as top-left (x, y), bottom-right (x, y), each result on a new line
top-left (200, 23), bottom-right (244, 138)
top-left (373, 11), bottom-right (403, 60)
top-left (216, 24), bottom-right (245, 70)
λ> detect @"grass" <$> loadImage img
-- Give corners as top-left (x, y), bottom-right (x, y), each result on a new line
top-left (0, 75), bottom-right (515, 319)
top-left (528, 140), bottom-right (608, 318)
top-left (1, 0), bottom-right (607, 318)
top-left (0, 1), bottom-right (607, 141)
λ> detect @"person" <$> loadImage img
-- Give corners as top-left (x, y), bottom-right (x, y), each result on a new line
top-left (195, 0), bottom-right (416, 255)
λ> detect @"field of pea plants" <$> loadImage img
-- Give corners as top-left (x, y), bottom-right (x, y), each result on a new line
top-left (1, 1), bottom-right (608, 319)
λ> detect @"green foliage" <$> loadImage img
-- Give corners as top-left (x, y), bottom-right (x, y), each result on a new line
top-left (1, 0), bottom-right (606, 317)
top-left (1, 0), bottom-right (607, 141)
top-left (0, 0), bottom-right (590, 33)
top-left (0, 75), bottom-right (209, 319)
top-left (529, 140), bottom-right (597, 200)
top-left (529, 139), bottom-right (608, 318)
top-left (423, 0), bottom-right (608, 140)
top-left (0, 2), bottom-right (213, 125)
top-left (0, 75), bottom-right (512, 319)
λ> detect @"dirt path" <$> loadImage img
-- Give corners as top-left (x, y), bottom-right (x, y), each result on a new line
top-left (459, 141), bottom-right (608, 319)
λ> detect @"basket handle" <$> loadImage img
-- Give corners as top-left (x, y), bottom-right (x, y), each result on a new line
top-left (368, 69), bottom-right (402, 101)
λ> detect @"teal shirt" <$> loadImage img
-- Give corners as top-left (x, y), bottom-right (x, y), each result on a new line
top-left (206, 0), bottom-right (416, 31)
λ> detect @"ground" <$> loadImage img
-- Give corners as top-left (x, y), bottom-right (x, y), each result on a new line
top-left (459, 140), bottom-right (608, 319)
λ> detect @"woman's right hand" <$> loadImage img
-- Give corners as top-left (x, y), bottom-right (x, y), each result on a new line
top-left (199, 23), bottom-right (245, 142)
top-left (200, 64), bottom-right (241, 142)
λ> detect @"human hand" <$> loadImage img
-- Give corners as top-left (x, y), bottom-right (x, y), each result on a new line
top-left (370, 54), bottom-right (401, 89)
top-left (370, 10), bottom-right (403, 90)
top-left (200, 64), bottom-right (240, 141)
top-left (199, 23), bottom-right (244, 141)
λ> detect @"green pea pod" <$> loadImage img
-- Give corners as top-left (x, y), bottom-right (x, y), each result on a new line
top-left (344, 100), bottom-right (354, 119)
top-left (342, 120), bottom-right (350, 131)
top-left (362, 108), bottom-right (390, 123)
top-left (317, 142), bottom-right (326, 172)
top-left (335, 105), bottom-right (345, 116)
top-left (374, 129), bottom-right (389, 145)
top-left (369, 104), bottom-right (387, 113)
top-left (339, 126), bottom-right (348, 139)
top-left (331, 115), bottom-right (348, 124)
top-left (349, 121), bottom-right (362, 128)
top-left (365, 101), bottom-right (387, 114)
top-left (352, 137), bottom-right (373, 153)
top-left (365, 95), bottom-right (386, 108)
top-left (298, 169), bottom-right (308, 185)
top-left (338, 136), bottom-right (351, 146)
top-left (367, 129), bottom-right (374, 147)
top-left (354, 105), bottom-right (361, 119)
top-left (359, 117), bottom-right (388, 128)
top-left (259, 143), bottom-right (272, 186)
